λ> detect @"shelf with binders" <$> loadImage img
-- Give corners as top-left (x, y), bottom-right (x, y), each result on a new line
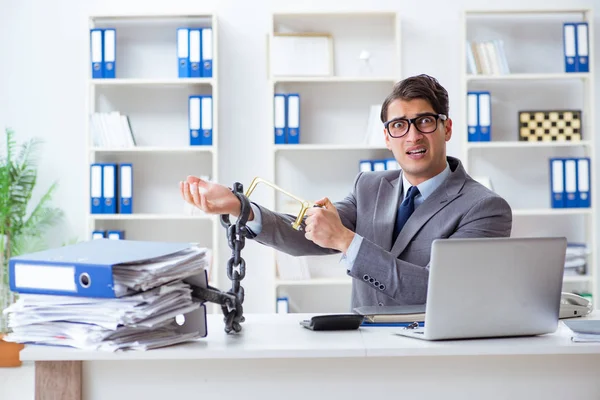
top-left (461, 8), bottom-right (597, 307)
top-left (467, 146), bottom-right (591, 210)
top-left (90, 14), bottom-right (216, 81)
top-left (463, 9), bottom-right (591, 77)
top-left (265, 11), bottom-right (400, 312)
top-left (90, 152), bottom-right (214, 216)
top-left (272, 80), bottom-right (394, 147)
top-left (92, 84), bottom-right (214, 150)
top-left (464, 76), bottom-right (588, 147)
top-left (87, 13), bottom-right (221, 309)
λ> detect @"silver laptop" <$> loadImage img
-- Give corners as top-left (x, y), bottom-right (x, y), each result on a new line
top-left (396, 237), bottom-right (566, 341)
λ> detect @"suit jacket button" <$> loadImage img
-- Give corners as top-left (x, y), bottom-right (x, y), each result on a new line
top-left (374, 281), bottom-right (380, 286)
top-left (363, 275), bottom-right (369, 281)
top-left (379, 284), bottom-right (385, 290)
top-left (378, 302), bottom-right (384, 306)
top-left (369, 278), bottom-right (374, 283)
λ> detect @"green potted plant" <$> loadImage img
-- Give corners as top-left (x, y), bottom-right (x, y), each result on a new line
top-left (0, 128), bottom-right (63, 334)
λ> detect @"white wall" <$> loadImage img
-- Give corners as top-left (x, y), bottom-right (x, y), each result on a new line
top-left (0, 0), bottom-right (598, 397)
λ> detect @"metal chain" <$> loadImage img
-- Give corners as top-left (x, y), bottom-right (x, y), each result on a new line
top-left (219, 182), bottom-right (251, 333)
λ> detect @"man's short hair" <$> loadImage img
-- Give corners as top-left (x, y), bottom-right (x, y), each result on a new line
top-left (380, 74), bottom-right (449, 123)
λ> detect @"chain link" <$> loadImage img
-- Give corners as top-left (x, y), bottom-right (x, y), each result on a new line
top-left (219, 182), bottom-right (250, 333)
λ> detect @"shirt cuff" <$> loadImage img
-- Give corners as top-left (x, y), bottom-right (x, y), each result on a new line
top-left (340, 234), bottom-right (363, 273)
top-left (244, 203), bottom-right (263, 235)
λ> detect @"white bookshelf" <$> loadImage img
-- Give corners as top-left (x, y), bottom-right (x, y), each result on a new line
top-left (466, 73), bottom-right (589, 81)
top-left (90, 78), bottom-right (214, 86)
top-left (91, 147), bottom-right (215, 153)
top-left (461, 9), bottom-right (596, 306)
top-left (90, 214), bottom-right (216, 221)
top-left (466, 140), bottom-right (591, 149)
top-left (274, 144), bottom-right (388, 152)
top-left (266, 11), bottom-right (400, 313)
top-left (86, 14), bottom-right (221, 292)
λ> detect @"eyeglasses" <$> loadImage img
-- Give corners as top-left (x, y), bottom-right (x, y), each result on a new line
top-left (384, 113), bottom-right (448, 138)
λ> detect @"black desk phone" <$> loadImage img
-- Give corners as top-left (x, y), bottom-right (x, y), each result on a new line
top-left (300, 314), bottom-right (364, 331)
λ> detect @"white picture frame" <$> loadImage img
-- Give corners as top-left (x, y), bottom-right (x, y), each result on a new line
top-left (270, 33), bottom-right (334, 77)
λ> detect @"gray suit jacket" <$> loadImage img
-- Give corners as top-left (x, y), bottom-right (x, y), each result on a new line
top-left (251, 156), bottom-right (512, 309)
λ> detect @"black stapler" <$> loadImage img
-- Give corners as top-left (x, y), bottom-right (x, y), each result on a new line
top-left (300, 314), bottom-right (364, 331)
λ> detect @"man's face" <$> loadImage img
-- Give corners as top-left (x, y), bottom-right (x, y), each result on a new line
top-left (383, 98), bottom-right (452, 185)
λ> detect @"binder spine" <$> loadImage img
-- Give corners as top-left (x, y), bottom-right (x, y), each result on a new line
top-left (90, 163), bottom-right (103, 214)
top-left (177, 28), bottom-right (190, 78)
top-left (90, 29), bottom-right (104, 79)
top-left (563, 23), bottom-right (577, 73)
top-left (576, 22), bottom-right (589, 73)
top-left (286, 93), bottom-right (300, 144)
top-left (467, 92), bottom-right (479, 142)
top-left (103, 28), bottom-right (116, 79)
top-left (200, 95), bottom-right (213, 145)
top-left (189, 29), bottom-right (201, 78)
top-left (189, 96), bottom-right (201, 146)
top-left (201, 28), bottom-right (213, 78)
top-left (119, 163), bottom-right (133, 214)
top-left (478, 91), bottom-right (491, 142)
top-left (274, 94), bottom-right (286, 144)
top-left (9, 260), bottom-right (117, 298)
top-left (550, 158), bottom-right (565, 208)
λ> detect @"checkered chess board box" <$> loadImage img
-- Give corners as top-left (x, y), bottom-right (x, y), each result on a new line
top-left (519, 110), bottom-right (582, 142)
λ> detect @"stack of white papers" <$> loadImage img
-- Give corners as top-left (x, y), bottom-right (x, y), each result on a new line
top-left (3, 281), bottom-right (205, 351)
top-left (564, 244), bottom-right (589, 276)
top-left (563, 319), bottom-right (600, 343)
top-left (113, 246), bottom-right (210, 296)
top-left (3, 240), bottom-right (212, 351)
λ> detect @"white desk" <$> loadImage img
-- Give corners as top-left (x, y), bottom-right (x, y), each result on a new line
top-left (21, 313), bottom-right (600, 400)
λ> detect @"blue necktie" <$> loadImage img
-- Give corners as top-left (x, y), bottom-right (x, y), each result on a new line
top-left (393, 185), bottom-right (420, 243)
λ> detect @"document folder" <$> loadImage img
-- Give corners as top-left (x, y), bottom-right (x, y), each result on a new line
top-left (90, 29), bottom-right (104, 78)
top-left (9, 239), bottom-right (208, 298)
top-left (353, 304), bottom-right (425, 323)
top-left (177, 28), bottom-right (190, 78)
top-left (576, 22), bottom-right (589, 73)
top-left (103, 28), bottom-right (116, 79)
top-left (201, 28), bottom-right (213, 77)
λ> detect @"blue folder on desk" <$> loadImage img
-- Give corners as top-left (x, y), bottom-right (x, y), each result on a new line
top-left (9, 239), bottom-right (207, 298)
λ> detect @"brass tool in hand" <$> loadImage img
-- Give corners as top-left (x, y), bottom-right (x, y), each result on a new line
top-left (245, 177), bottom-right (319, 230)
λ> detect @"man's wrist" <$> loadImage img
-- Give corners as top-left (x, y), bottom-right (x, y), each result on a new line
top-left (337, 229), bottom-right (355, 253)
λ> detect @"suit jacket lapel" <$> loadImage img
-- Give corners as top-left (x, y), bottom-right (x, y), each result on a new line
top-left (373, 173), bottom-right (402, 251)
top-left (390, 158), bottom-right (467, 256)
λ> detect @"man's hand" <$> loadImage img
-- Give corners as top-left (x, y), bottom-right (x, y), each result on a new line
top-left (304, 197), bottom-right (354, 253)
top-left (180, 176), bottom-right (254, 219)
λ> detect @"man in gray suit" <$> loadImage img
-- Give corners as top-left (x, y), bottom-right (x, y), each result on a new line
top-left (181, 74), bottom-right (512, 308)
